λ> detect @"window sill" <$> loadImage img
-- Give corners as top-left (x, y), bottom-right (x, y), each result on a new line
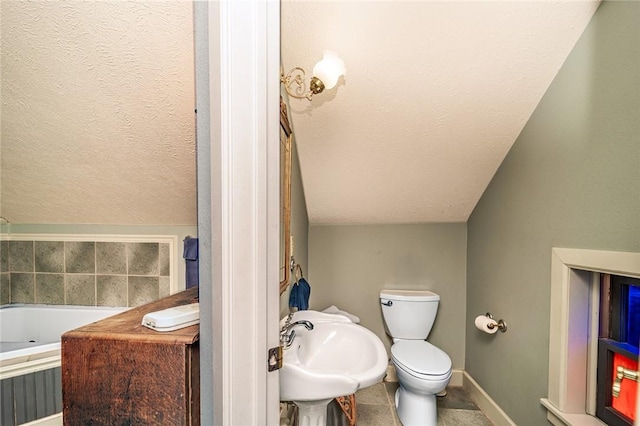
top-left (541, 399), bottom-right (607, 426)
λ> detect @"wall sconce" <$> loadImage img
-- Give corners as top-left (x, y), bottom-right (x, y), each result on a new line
top-left (280, 51), bottom-right (345, 101)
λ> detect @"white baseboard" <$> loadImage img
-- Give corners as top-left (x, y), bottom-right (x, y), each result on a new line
top-left (22, 413), bottom-right (62, 426)
top-left (463, 371), bottom-right (516, 426)
top-left (449, 369), bottom-right (464, 387)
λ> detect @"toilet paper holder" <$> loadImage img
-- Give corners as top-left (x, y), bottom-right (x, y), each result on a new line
top-left (484, 313), bottom-right (507, 333)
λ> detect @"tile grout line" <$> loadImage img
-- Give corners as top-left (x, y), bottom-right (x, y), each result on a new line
top-left (93, 241), bottom-right (97, 306)
top-left (384, 381), bottom-right (400, 426)
top-left (32, 241), bottom-right (37, 303)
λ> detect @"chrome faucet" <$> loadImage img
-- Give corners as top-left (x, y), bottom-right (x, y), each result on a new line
top-left (280, 315), bottom-right (314, 349)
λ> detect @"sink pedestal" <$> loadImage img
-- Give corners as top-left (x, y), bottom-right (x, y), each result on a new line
top-left (293, 398), bottom-right (333, 426)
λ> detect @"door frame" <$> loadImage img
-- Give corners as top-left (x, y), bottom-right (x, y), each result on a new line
top-left (196, 1), bottom-right (281, 424)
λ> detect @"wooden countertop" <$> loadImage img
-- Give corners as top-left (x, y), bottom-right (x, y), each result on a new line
top-left (62, 287), bottom-right (199, 345)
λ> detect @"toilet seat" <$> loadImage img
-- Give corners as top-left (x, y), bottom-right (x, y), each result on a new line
top-left (391, 340), bottom-right (452, 381)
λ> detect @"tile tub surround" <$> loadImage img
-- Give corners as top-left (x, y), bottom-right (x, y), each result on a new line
top-left (355, 382), bottom-right (494, 426)
top-left (2, 239), bottom-right (174, 307)
top-left (0, 241), bottom-right (7, 305)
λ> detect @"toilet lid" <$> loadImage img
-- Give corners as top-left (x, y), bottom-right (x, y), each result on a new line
top-left (391, 340), bottom-right (452, 377)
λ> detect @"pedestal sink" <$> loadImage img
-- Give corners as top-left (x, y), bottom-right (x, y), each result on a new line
top-left (279, 311), bottom-right (388, 426)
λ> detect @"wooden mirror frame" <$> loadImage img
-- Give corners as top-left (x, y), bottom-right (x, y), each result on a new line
top-left (280, 96), bottom-right (293, 294)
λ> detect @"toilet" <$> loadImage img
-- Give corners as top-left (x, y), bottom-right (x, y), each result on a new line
top-left (380, 289), bottom-right (452, 426)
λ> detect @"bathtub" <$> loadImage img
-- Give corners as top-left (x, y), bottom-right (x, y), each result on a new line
top-left (0, 304), bottom-right (127, 425)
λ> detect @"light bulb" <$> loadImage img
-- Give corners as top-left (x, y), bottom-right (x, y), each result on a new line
top-left (312, 51), bottom-right (345, 91)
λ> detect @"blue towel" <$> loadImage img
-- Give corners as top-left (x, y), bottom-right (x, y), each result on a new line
top-left (289, 277), bottom-right (311, 311)
top-left (183, 237), bottom-right (199, 288)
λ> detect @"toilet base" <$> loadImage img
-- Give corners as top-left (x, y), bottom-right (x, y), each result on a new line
top-left (395, 384), bottom-right (437, 426)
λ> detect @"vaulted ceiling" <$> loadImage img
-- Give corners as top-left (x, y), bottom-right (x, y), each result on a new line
top-left (281, 0), bottom-right (600, 224)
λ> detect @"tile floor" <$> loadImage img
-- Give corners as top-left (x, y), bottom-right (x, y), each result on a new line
top-left (355, 381), bottom-right (494, 425)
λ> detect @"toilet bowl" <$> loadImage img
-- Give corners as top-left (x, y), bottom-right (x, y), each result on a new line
top-left (380, 290), bottom-right (452, 426)
top-left (392, 340), bottom-right (452, 425)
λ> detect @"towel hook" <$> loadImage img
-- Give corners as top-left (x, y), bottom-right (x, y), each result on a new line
top-left (294, 264), bottom-right (304, 283)
top-left (289, 254), bottom-right (296, 274)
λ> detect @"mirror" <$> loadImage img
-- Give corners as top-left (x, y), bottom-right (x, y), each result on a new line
top-left (280, 96), bottom-right (293, 294)
top-left (0, 2), bottom-right (196, 227)
top-left (0, 2), bottom-right (196, 307)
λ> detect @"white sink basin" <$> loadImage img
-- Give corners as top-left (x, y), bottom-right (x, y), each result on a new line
top-left (279, 312), bottom-right (388, 403)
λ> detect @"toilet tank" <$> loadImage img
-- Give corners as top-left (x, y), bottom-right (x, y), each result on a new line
top-left (380, 289), bottom-right (439, 340)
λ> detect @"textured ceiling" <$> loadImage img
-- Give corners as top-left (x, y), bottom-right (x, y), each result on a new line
top-left (1, 1), bottom-right (195, 225)
top-left (281, 0), bottom-right (600, 224)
